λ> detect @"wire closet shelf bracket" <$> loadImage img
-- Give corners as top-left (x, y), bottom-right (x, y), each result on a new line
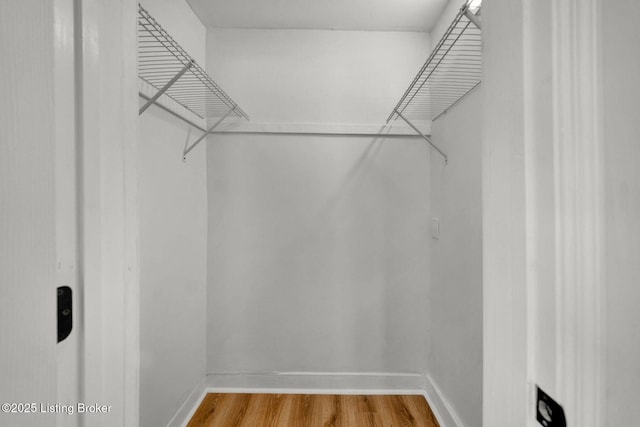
top-left (137, 4), bottom-right (249, 160)
top-left (387, 1), bottom-right (482, 164)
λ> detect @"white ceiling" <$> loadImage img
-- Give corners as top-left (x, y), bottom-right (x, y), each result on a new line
top-left (186, 0), bottom-right (449, 32)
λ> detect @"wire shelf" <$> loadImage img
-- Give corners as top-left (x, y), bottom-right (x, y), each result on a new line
top-left (138, 4), bottom-right (248, 121)
top-left (387, 1), bottom-right (481, 123)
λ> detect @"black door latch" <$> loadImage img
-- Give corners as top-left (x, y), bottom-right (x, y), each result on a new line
top-left (57, 286), bottom-right (72, 343)
top-left (536, 386), bottom-right (566, 427)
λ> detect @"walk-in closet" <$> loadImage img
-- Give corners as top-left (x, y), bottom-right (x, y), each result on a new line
top-left (137, 1), bottom-right (482, 425)
top-left (3, 0), bottom-right (640, 426)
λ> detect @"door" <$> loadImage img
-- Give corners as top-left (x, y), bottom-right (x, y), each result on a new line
top-left (1, 1), bottom-right (139, 426)
top-left (0, 2), bottom-right (66, 427)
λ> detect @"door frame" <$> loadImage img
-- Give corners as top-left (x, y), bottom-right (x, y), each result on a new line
top-left (69, 0), bottom-right (140, 425)
top-left (482, 0), bottom-right (604, 426)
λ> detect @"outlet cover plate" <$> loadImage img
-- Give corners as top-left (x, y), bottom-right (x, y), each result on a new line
top-left (431, 218), bottom-right (440, 240)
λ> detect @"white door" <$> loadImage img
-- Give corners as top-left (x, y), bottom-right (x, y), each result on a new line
top-left (0, 2), bottom-right (68, 427)
top-left (5, 0), bottom-right (142, 424)
top-left (0, 1), bottom-right (140, 426)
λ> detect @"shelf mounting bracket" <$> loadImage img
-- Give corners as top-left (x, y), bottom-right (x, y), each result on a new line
top-left (395, 110), bottom-right (448, 164)
top-left (182, 108), bottom-right (236, 160)
top-left (462, 4), bottom-right (482, 30)
top-left (139, 61), bottom-right (193, 115)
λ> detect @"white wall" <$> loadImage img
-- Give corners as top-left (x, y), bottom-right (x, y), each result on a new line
top-left (429, 0), bottom-right (465, 48)
top-left (421, 3), bottom-right (483, 425)
top-left (207, 28), bottom-right (429, 126)
top-left (603, 1), bottom-right (640, 425)
top-left (429, 87), bottom-right (482, 427)
top-left (139, 105), bottom-right (208, 427)
top-left (205, 25), bottom-right (433, 379)
top-left (206, 134), bottom-right (431, 374)
top-left (138, 1), bottom-right (208, 426)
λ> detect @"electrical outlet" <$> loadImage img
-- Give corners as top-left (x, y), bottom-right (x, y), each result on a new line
top-left (536, 386), bottom-right (566, 427)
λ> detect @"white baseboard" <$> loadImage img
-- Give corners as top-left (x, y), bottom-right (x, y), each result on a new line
top-left (202, 371), bottom-right (425, 395)
top-left (423, 374), bottom-right (465, 427)
top-left (165, 376), bottom-right (208, 427)
top-left (167, 372), bottom-right (464, 427)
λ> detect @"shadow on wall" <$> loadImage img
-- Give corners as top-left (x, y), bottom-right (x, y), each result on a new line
top-left (206, 130), bottom-right (431, 374)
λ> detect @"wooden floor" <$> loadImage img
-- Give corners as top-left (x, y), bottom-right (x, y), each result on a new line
top-left (187, 393), bottom-right (440, 427)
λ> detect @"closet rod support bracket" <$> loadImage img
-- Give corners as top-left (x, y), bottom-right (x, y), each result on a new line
top-left (182, 107), bottom-right (236, 161)
top-left (395, 110), bottom-right (448, 164)
top-left (462, 4), bottom-right (482, 30)
top-left (139, 61), bottom-right (194, 115)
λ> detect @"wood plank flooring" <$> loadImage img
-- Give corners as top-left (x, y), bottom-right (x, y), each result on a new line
top-left (187, 393), bottom-right (440, 427)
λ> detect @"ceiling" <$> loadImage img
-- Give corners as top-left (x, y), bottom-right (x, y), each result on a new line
top-left (186, 0), bottom-right (449, 32)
